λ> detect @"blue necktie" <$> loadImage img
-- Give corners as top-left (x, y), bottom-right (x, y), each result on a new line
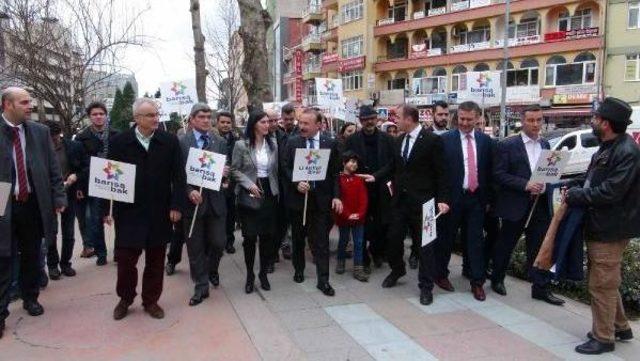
top-left (201, 134), bottom-right (209, 149)
top-left (308, 138), bottom-right (315, 149)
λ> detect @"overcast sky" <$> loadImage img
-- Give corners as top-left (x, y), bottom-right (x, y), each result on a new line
top-left (121, 1), bottom-right (218, 96)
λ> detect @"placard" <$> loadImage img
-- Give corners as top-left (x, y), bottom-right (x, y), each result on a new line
top-left (422, 198), bottom-right (437, 246)
top-left (159, 79), bottom-right (198, 114)
top-left (88, 157), bottom-right (136, 203)
top-left (185, 148), bottom-right (227, 191)
top-left (530, 150), bottom-right (571, 183)
top-left (0, 182), bottom-right (10, 217)
top-left (315, 78), bottom-right (343, 110)
top-left (292, 148), bottom-right (332, 182)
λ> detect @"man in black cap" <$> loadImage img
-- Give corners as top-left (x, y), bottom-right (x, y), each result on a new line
top-left (345, 105), bottom-right (396, 272)
top-left (565, 97), bottom-right (639, 355)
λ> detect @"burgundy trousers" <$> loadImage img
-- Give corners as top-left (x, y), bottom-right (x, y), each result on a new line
top-left (115, 245), bottom-right (166, 306)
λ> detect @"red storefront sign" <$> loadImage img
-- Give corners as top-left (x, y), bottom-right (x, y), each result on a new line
top-left (544, 27), bottom-right (599, 42)
top-left (338, 56), bottom-right (366, 72)
top-left (294, 50), bottom-right (303, 102)
top-left (322, 53), bottom-right (339, 65)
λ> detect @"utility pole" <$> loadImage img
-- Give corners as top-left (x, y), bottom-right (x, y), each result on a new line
top-left (499, 0), bottom-right (511, 138)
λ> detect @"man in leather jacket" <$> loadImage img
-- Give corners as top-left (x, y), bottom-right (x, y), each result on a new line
top-left (565, 97), bottom-right (639, 355)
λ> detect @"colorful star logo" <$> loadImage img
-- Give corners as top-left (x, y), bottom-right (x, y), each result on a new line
top-left (103, 162), bottom-right (123, 181)
top-left (171, 81), bottom-right (187, 96)
top-left (476, 73), bottom-right (492, 88)
top-left (199, 152), bottom-right (215, 169)
top-left (546, 151), bottom-right (562, 167)
top-left (323, 79), bottom-right (335, 92)
top-left (305, 150), bottom-right (321, 165)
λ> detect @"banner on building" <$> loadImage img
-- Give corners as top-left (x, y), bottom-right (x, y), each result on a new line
top-left (185, 148), bottom-right (227, 191)
top-left (422, 198), bottom-right (437, 246)
top-left (88, 157), bottom-right (136, 203)
top-left (159, 79), bottom-right (198, 114)
top-left (292, 149), bottom-right (332, 182)
top-left (458, 71), bottom-right (502, 106)
top-left (530, 150), bottom-right (571, 183)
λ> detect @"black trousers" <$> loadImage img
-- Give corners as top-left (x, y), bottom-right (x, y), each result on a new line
top-left (386, 194), bottom-right (435, 291)
top-left (243, 234), bottom-right (273, 276)
top-left (167, 221), bottom-right (184, 265)
top-left (290, 193), bottom-right (331, 284)
top-left (47, 191), bottom-right (76, 268)
top-left (224, 192), bottom-right (236, 248)
top-left (492, 195), bottom-right (551, 290)
top-left (0, 196), bottom-right (44, 322)
top-left (184, 210), bottom-right (226, 293)
top-left (362, 189), bottom-right (389, 266)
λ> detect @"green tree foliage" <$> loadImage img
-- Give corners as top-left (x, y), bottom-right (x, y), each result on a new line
top-left (109, 82), bottom-right (136, 130)
top-left (109, 88), bottom-right (125, 130)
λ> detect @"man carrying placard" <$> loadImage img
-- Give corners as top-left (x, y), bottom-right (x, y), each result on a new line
top-left (491, 105), bottom-right (564, 306)
top-left (179, 103), bottom-right (229, 306)
top-left (105, 98), bottom-right (185, 320)
top-left (283, 108), bottom-right (342, 296)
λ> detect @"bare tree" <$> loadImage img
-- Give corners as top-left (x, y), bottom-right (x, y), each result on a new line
top-left (0, 0), bottom-right (146, 136)
top-left (189, 0), bottom-right (206, 103)
top-left (204, 0), bottom-right (245, 118)
top-left (237, 0), bottom-right (273, 111)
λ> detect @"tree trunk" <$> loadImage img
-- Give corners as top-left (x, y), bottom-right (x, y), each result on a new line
top-left (237, 0), bottom-right (273, 111)
top-left (190, 0), bottom-right (207, 103)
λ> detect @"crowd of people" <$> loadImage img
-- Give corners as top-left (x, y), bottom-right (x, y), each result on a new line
top-left (1, 86), bottom-right (639, 356)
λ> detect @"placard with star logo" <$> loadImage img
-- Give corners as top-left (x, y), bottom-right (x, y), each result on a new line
top-left (292, 148), bottom-right (332, 182)
top-left (185, 147), bottom-right (227, 191)
top-left (530, 150), bottom-right (571, 183)
top-left (88, 157), bottom-right (136, 203)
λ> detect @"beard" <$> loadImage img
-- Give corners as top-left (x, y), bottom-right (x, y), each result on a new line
top-left (591, 124), bottom-right (604, 140)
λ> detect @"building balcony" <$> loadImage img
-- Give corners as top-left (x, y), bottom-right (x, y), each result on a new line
top-left (375, 32), bottom-right (602, 73)
top-left (322, 27), bottom-right (338, 42)
top-left (374, 0), bottom-right (575, 38)
top-left (303, 64), bottom-right (322, 80)
top-left (302, 34), bottom-right (324, 52)
top-left (322, 0), bottom-right (338, 10)
top-left (302, 5), bottom-right (324, 24)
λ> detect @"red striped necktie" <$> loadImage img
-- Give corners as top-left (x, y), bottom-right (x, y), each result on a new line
top-left (11, 127), bottom-right (29, 201)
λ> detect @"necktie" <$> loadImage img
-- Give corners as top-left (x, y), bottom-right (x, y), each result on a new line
top-left (402, 134), bottom-right (411, 162)
top-left (466, 133), bottom-right (478, 192)
top-left (201, 134), bottom-right (209, 149)
top-left (12, 127), bottom-right (29, 201)
top-left (308, 137), bottom-right (315, 150)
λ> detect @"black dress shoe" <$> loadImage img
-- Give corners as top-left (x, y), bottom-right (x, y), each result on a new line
top-left (293, 271), bottom-right (304, 283)
top-left (23, 300), bottom-right (44, 316)
top-left (381, 270), bottom-right (406, 288)
top-left (259, 273), bottom-right (271, 291)
top-left (317, 282), bottom-right (335, 296)
top-left (209, 273), bottom-right (220, 287)
top-left (408, 253), bottom-right (419, 270)
top-left (588, 329), bottom-right (634, 342)
top-left (491, 282), bottom-right (507, 296)
top-left (165, 262), bottom-right (176, 276)
top-left (189, 291), bottom-right (209, 306)
top-left (245, 274), bottom-right (255, 294)
top-left (96, 257), bottom-right (107, 266)
top-left (575, 339), bottom-right (614, 355)
top-left (532, 289), bottom-right (565, 306)
top-left (61, 265), bottom-right (76, 277)
top-left (420, 289), bottom-right (433, 305)
top-left (266, 263), bottom-right (275, 274)
top-left (226, 245), bottom-right (236, 254)
top-left (48, 267), bottom-right (61, 280)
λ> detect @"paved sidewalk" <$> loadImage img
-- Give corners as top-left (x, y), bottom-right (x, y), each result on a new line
top-left (2, 229), bottom-right (638, 361)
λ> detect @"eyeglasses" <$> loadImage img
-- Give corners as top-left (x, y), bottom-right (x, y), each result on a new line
top-left (136, 113), bottom-right (160, 119)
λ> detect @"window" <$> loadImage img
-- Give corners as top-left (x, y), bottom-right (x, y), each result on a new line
top-left (412, 73), bottom-right (447, 95)
top-left (580, 133), bottom-right (599, 148)
top-left (451, 65), bottom-right (467, 91)
top-left (342, 70), bottom-right (363, 91)
top-left (387, 38), bottom-right (408, 59)
top-left (545, 54), bottom-right (596, 86)
top-left (630, 1), bottom-right (640, 29)
top-left (341, 35), bottom-right (363, 58)
top-left (387, 78), bottom-right (407, 90)
top-left (507, 69), bottom-right (539, 86)
top-left (509, 18), bottom-right (540, 38)
top-left (626, 54), bottom-right (640, 81)
top-left (457, 26), bottom-right (490, 45)
top-left (388, 0), bottom-right (406, 22)
top-left (558, 9), bottom-right (592, 31)
top-left (425, 0), bottom-right (447, 11)
top-left (474, 63), bottom-right (490, 71)
top-left (558, 136), bottom-right (577, 151)
top-left (341, 0), bottom-right (363, 24)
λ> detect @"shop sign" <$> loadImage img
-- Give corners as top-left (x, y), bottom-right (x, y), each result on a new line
top-left (555, 84), bottom-right (598, 95)
top-left (338, 56), bottom-right (366, 72)
top-left (544, 27), bottom-right (599, 42)
top-left (552, 93), bottom-right (594, 105)
top-left (322, 53), bottom-right (339, 65)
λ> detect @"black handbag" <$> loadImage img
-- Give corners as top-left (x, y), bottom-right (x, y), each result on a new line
top-left (237, 187), bottom-right (262, 210)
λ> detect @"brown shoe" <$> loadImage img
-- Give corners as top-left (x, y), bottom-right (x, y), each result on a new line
top-left (472, 285), bottom-right (486, 301)
top-left (113, 300), bottom-right (130, 320)
top-left (80, 247), bottom-right (96, 258)
top-left (435, 278), bottom-right (455, 292)
top-left (144, 303), bottom-right (165, 319)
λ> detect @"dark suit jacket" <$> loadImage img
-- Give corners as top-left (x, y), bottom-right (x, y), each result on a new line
top-left (282, 133), bottom-right (340, 211)
top-left (0, 118), bottom-right (66, 256)
top-left (179, 130), bottom-right (228, 218)
top-left (493, 134), bottom-right (553, 221)
top-left (391, 128), bottom-right (450, 208)
top-left (61, 138), bottom-right (89, 194)
top-left (107, 127), bottom-right (186, 249)
top-left (441, 129), bottom-right (493, 206)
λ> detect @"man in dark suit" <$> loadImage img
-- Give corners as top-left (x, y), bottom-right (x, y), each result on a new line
top-left (45, 121), bottom-right (89, 279)
top-left (179, 104), bottom-right (228, 306)
top-left (426, 100), bottom-right (450, 135)
top-left (282, 108), bottom-right (342, 296)
top-left (438, 101), bottom-right (493, 301)
top-left (345, 105), bottom-right (396, 270)
top-left (491, 105), bottom-right (563, 306)
top-left (106, 98), bottom-right (186, 320)
top-left (215, 111), bottom-right (238, 255)
top-left (382, 105), bottom-right (450, 306)
top-left (0, 87), bottom-right (66, 338)
top-left (275, 103), bottom-right (299, 260)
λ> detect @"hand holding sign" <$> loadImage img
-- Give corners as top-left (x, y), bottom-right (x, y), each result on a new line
top-left (525, 150), bottom-right (571, 228)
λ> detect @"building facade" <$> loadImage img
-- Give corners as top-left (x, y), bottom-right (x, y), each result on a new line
top-left (84, 70), bottom-right (138, 110)
top-left (604, 0), bottom-right (640, 107)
